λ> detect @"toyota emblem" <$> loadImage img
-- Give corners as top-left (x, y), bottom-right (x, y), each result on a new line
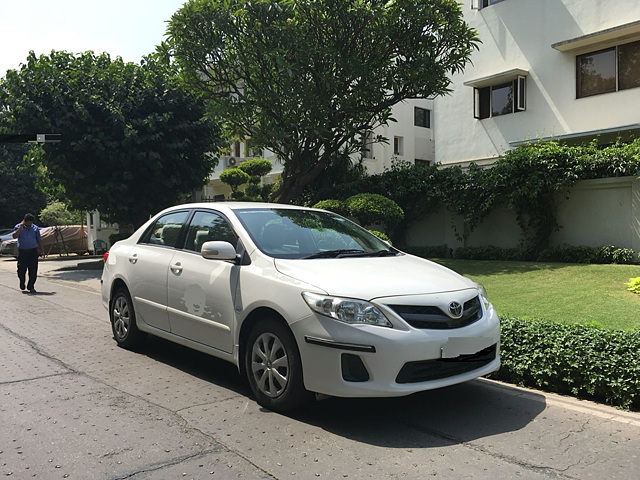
top-left (448, 301), bottom-right (463, 318)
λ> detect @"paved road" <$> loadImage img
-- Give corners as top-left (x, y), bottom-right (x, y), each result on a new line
top-left (1, 256), bottom-right (639, 479)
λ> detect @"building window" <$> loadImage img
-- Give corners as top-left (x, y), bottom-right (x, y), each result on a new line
top-left (479, 0), bottom-right (505, 8)
top-left (414, 159), bottom-right (431, 168)
top-left (414, 107), bottom-right (431, 128)
top-left (393, 136), bottom-right (404, 155)
top-left (577, 40), bottom-right (640, 98)
top-left (474, 76), bottom-right (526, 119)
top-left (361, 131), bottom-right (374, 158)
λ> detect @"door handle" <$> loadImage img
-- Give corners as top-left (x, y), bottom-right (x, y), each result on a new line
top-left (129, 253), bottom-right (138, 264)
top-left (170, 262), bottom-right (183, 274)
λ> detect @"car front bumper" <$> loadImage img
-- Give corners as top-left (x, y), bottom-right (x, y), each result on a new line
top-left (291, 303), bottom-right (501, 398)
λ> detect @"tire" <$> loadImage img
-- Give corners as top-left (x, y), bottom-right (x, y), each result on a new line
top-left (245, 317), bottom-right (312, 412)
top-left (110, 288), bottom-right (146, 349)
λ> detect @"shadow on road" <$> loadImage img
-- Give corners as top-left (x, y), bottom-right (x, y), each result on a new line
top-left (137, 335), bottom-right (252, 397)
top-left (289, 380), bottom-right (546, 448)
top-left (134, 335), bottom-right (546, 448)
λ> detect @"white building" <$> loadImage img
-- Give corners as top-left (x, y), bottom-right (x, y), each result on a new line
top-left (198, 98), bottom-right (434, 200)
top-left (409, 0), bottom-right (640, 252)
top-left (435, 0), bottom-right (640, 166)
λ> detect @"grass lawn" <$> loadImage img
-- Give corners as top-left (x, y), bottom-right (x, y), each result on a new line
top-left (431, 259), bottom-right (640, 331)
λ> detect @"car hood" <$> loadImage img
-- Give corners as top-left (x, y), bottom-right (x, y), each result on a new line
top-left (273, 254), bottom-right (476, 300)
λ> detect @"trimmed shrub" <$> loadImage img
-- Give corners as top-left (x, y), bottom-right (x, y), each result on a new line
top-left (368, 230), bottom-right (391, 244)
top-left (345, 193), bottom-right (404, 231)
top-left (592, 245), bottom-right (637, 264)
top-left (537, 244), bottom-right (594, 263)
top-left (447, 243), bottom-right (637, 264)
top-left (455, 245), bottom-right (525, 261)
top-left (313, 199), bottom-right (350, 217)
top-left (627, 277), bottom-right (640, 295)
top-left (538, 243), bottom-right (638, 264)
top-left (219, 168), bottom-right (250, 193)
top-left (403, 244), bottom-right (449, 258)
top-left (492, 317), bottom-right (640, 410)
top-left (237, 158), bottom-right (273, 178)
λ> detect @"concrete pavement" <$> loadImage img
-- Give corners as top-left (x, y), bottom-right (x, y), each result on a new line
top-left (1, 255), bottom-right (639, 479)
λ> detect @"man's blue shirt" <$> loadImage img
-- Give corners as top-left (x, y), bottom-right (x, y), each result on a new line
top-left (13, 224), bottom-right (41, 249)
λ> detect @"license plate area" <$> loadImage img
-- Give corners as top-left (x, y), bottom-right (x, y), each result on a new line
top-left (441, 336), bottom-right (493, 359)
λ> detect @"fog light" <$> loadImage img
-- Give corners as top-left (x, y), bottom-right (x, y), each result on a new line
top-left (341, 354), bottom-right (370, 382)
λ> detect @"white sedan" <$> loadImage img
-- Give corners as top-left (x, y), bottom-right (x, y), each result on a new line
top-left (102, 202), bottom-right (500, 411)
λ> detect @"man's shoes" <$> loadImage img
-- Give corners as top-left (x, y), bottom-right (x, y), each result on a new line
top-left (28, 288), bottom-right (36, 294)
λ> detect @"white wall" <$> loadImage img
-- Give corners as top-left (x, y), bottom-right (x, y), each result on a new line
top-left (406, 177), bottom-right (640, 253)
top-left (435, 0), bottom-right (640, 165)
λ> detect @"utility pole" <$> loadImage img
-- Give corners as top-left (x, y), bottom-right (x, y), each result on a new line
top-left (0, 133), bottom-right (61, 143)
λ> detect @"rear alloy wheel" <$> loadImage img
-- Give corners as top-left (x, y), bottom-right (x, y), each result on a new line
top-left (245, 318), bottom-right (312, 412)
top-left (110, 288), bottom-right (146, 349)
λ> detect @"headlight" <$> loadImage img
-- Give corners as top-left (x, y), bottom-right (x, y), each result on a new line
top-left (475, 282), bottom-right (491, 309)
top-left (302, 292), bottom-right (392, 327)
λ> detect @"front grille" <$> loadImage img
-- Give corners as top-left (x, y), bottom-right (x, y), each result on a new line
top-left (389, 295), bottom-right (482, 329)
top-left (395, 344), bottom-right (497, 384)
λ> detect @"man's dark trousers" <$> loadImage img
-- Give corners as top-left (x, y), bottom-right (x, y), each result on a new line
top-left (17, 248), bottom-right (39, 290)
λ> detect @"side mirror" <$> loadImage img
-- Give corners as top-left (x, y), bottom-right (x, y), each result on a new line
top-left (201, 241), bottom-right (237, 261)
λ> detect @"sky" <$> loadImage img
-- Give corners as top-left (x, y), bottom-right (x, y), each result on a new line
top-left (0, 0), bottom-right (187, 77)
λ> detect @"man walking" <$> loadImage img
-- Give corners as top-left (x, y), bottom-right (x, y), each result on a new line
top-left (12, 213), bottom-right (45, 293)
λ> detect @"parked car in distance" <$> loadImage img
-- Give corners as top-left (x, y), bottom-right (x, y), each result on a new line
top-left (101, 203), bottom-right (500, 412)
top-left (0, 225), bottom-right (88, 256)
top-left (0, 228), bottom-right (15, 242)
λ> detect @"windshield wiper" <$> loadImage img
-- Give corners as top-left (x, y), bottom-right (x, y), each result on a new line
top-left (303, 249), bottom-right (398, 259)
top-left (365, 249), bottom-right (398, 257)
top-left (303, 249), bottom-right (365, 259)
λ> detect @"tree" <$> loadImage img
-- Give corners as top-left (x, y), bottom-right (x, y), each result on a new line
top-left (0, 51), bottom-right (224, 228)
top-left (39, 200), bottom-right (84, 226)
top-left (238, 157), bottom-right (272, 199)
top-left (219, 168), bottom-right (250, 198)
top-left (0, 143), bottom-right (47, 227)
top-left (165, 0), bottom-right (478, 203)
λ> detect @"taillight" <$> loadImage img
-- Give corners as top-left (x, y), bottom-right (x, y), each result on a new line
top-left (103, 252), bottom-right (109, 262)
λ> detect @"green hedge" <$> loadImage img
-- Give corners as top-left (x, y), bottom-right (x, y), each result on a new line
top-left (492, 317), bottom-right (640, 410)
top-left (455, 245), bottom-right (525, 261)
top-left (538, 244), bottom-right (638, 264)
top-left (403, 244), bottom-right (450, 258)
top-left (450, 244), bottom-right (639, 264)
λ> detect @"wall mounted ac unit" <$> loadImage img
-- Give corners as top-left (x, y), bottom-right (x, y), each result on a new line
top-left (226, 156), bottom-right (237, 167)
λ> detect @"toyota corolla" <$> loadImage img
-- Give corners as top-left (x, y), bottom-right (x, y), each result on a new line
top-left (102, 203), bottom-right (500, 411)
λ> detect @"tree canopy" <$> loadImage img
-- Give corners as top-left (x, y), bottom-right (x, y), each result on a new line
top-left (165, 0), bottom-right (478, 203)
top-left (0, 51), bottom-right (224, 228)
top-left (0, 144), bottom-right (47, 227)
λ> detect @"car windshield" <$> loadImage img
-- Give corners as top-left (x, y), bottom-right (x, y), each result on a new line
top-left (234, 208), bottom-right (398, 259)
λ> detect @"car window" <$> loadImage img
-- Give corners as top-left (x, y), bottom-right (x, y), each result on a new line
top-left (139, 211), bottom-right (190, 247)
top-left (235, 208), bottom-right (392, 259)
top-left (184, 211), bottom-right (238, 253)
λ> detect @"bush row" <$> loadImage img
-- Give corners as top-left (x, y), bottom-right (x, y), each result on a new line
top-left (537, 244), bottom-right (638, 264)
top-left (491, 317), bottom-right (640, 410)
top-left (402, 244), bottom-right (450, 259)
top-left (404, 243), bottom-right (639, 264)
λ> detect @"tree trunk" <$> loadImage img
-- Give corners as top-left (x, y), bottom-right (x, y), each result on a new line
top-left (270, 154), bottom-right (330, 204)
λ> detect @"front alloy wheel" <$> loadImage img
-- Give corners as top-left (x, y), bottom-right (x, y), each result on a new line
top-left (245, 318), bottom-right (311, 411)
top-left (251, 332), bottom-right (290, 398)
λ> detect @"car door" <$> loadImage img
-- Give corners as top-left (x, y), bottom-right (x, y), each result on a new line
top-left (166, 210), bottom-right (240, 353)
top-left (125, 210), bottom-right (190, 332)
